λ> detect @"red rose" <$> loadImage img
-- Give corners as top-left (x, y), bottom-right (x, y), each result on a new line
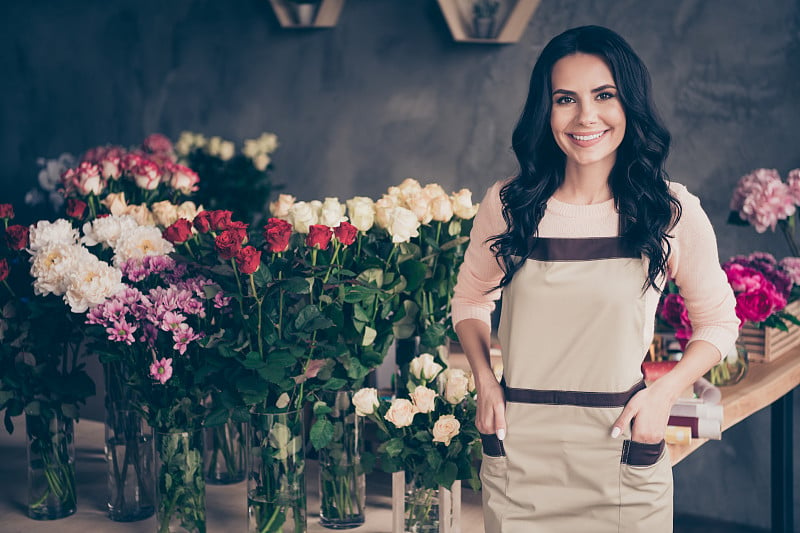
top-left (264, 218), bottom-right (293, 253)
top-left (210, 210), bottom-right (234, 231)
top-left (66, 198), bottom-right (88, 220)
top-left (0, 204), bottom-right (14, 219)
top-left (333, 221), bottom-right (358, 246)
top-left (5, 225), bottom-right (30, 251)
top-left (163, 219), bottom-right (193, 244)
top-left (306, 225), bottom-right (332, 250)
top-left (0, 258), bottom-right (8, 281)
top-left (235, 246), bottom-right (262, 274)
top-left (193, 211), bottom-right (213, 233)
top-left (215, 229), bottom-right (244, 259)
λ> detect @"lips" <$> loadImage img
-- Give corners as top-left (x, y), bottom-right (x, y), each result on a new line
top-left (567, 130), bottom-right (608, 147)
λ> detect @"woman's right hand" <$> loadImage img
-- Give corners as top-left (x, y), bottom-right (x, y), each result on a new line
top-left (476, 379), bottom-right (507, 440)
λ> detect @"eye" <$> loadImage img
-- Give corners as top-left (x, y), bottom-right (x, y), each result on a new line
top-left (597, 91), bottom-right (616, 101)
top-left (554, 95), bottom-right (575, 105)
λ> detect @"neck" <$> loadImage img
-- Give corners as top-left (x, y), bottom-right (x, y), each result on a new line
top-left (554, 159), bottom-right (615, 205)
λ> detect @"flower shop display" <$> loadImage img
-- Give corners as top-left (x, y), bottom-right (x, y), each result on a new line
top-left (175, 131), bottom-right (281, 225)
top-left (354, 353), bottom-right (481, 533)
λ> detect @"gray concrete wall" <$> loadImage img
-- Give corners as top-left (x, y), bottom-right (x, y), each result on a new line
top-left (2, 0), bottom-right (799, 528)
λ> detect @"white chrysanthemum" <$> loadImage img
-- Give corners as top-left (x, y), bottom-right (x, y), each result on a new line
top-left (318, 197), bottom-right (347, 228)
top-left (28, 219), bottom-right (80, 252)
top-left (64, 257), bottom-right (125, 313)
top-left (112, 225), bottom-right (175, 266)
top-left (82, 215), bottom-right (139, 249)
top-left (30, 243), bottom-right (93, 296)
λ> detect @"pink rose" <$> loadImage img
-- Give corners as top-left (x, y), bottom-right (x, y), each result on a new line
top-left (164, 162), bottom-right (199, 195)
top-left (131, 159), bottom-right (162, 190)
top-left (142, 133), bottom-right (174, 155)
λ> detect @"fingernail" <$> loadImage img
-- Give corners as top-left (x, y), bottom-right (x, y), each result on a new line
top-left (611, 427), bottom-right (621, 439)
top-left (497, 428), bottom-right (506, 441)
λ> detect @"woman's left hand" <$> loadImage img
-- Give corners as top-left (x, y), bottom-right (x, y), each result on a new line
top-left (611, 386), bottom-right (673, 443)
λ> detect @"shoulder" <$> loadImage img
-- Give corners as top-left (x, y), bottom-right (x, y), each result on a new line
top-left (667, 181), bottom-right (706, 223)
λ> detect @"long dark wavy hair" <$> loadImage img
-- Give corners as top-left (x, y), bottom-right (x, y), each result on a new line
top-left (490, 25), bottom-right (681, 292)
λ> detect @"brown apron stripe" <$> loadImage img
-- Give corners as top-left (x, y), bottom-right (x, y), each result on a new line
top-left (621, 438), bottom-right (665, 466)
top-left (526, 237), bottom-right (640, 261)
top-left (502, 379), bottom-right (646, 408)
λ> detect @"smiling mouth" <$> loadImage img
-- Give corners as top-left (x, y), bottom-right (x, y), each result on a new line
top-left (568, 131), bottom-right (607, 141)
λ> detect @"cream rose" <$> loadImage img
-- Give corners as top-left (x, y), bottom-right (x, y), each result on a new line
top-left (206, 136), bottom-right (222, 156)
top-left (396, 178), bottom-right (423, 200)
top-left (451, 189), bottom-right (479, 219)
top-left (288, 201), bottom-right (318, 234)
top-left (409, 386), bottom-right (437, 414)
top-left (442, 368), bottom-right (470, 405)
top-left (150, 201), bottom-right (179, 227)
top-left (384, 398), bottom-right (417, 428)
top-left (423, 183), bottom-right (448, 199)
top-left (409, 353), bottom-right (443, 382)
top-left (176, 201), bottom-right (202, 222)
top-left (253, 153), bottom-right (271, 172)
top-left (374, 196), bottom-right (399, 230)
top-left (219, 140), bottom-right (235, 161)
top-left (432, 414), bottom-right (461, 446)
top-left (270, 194), bottom-right (296, 219)
top-left (124, 204), bottom-right (156, 227)
top-left (319, 197), bottom-right (347, 228)
top-left (387, 206), bottom-right (420, 243)
top-left (353, 388), bottom-right (380, 416)
top-left (101, 192), bottom-right (129, 216)
top-left (429, 195), bottom-right (454, 223)
top-left (346, 196), bottom-right (375, 232)
top-left (404, 191), bottom-right (433, 225)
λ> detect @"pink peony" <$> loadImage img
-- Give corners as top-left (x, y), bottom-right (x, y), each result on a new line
top-left (735, 289), bottom-right (786, 323)
top-left (724, 263), bottom-right (769, 293)
top-left (779, 257), bottom-right (800, 286)
top-left (658, 292), bottom-right (692, 334)
top-left (731, 169), bottom-right (795, 233)
top-left (786, 168), bottom-right (800, 204)
top-left (150, 357), bottom-right (173, 384)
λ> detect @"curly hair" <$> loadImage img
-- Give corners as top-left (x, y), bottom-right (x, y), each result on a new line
top-left (489, 25), bottom-right (681, 292)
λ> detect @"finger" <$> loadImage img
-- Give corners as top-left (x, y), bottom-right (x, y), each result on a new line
top-left (493, 402), bottom-right (507, 440)
top-left (611, 405), bottom-right (635, 439)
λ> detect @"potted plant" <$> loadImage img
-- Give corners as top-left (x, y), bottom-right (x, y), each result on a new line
top-left (287, 0), bottom-right (323, 26)
top-left (472, 0), bottom-right (500, 39)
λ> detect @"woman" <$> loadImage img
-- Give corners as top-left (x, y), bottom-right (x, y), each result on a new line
top-left (451, 26), bottom-right (738, 532)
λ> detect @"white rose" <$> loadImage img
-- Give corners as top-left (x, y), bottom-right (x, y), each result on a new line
top-left (409, 386), bottom-right (437, 414)
top-left (257, 132), bottom-right (279, 154)
top-left (101, 192), bottom-right (128, 216)
top-left (374, 196), bottom-right (399, 230)
top-left (112, 225), bottom-right (174, 266)
top-left (404, 191), bottom-right (433, 224)
top-left (269, 194), bottom-right (296, 219)
top-left (352, 388), bottom-right (380, 416)
top-left (64, 257), bottom-right (124, 313)
top-left (397, 178), bottom-right (423, 201)
top-left (242, 139), bottom-right (259, 159)
top-left (384, 398), bottom-right (417, 428)
top-left (219, 141), bottom-right (235, 161)
top-left (441, 368), bottom-right (470, 405)
top-left (28, 219), bottom-right (80, 251)
top-left (423, 183), bottom-right (448, 200)
top-left (432, 414), bottom-right (461, 446)
top-left (253, 153), bottom-right (270, 171)
top-left (176, 201), bottom-right (202, 222)
top-left (288, 201), bottom-right (318, 234)
top-left (124, 204), bottom-right (156, 227)
top-left (150, 201), bottom-right (179, 227)
top-left (409, 353), bottom-right (443, 382)
top-left (319, 197), bottom-right (347, 228)
top-left (174, 131), bottom-right (196, 156)
top-left (206, 136), bottom-right (222, 156)
top-left (346, 196), bottom-right (375, 232)
top-left (387, 206), bottom-right (421, 243)
top-left (451, 189), bottom-right (479, 219)
top-left (430, 195), bottom-right (454, 223)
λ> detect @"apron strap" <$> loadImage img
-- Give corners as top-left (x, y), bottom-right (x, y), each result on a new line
top-left (502, 378), bottom-right (646, 408)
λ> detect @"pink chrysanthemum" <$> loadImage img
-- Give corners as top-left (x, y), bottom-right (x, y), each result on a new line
top-left (172, 323), bottom-right (202, 355)
top-left (150, 357), bottom-right (173, 384)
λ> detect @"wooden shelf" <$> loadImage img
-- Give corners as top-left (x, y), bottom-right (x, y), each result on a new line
top-left (268, 0), bottom-right (345, 29)
top-left (436, 0), bottom-right (542, 44)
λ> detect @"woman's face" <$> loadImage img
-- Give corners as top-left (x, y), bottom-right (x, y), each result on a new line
top-left (549, 53), bottom-right (626, 170)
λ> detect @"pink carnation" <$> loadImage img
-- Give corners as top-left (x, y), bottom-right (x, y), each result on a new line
top-left (150, 357), bottom-right (173, 384)
top-left (730, 168), bottom-right (795, 233)
top-left (786, 168), bottom-right (800, 204)
top-left (779, 257), bottom-right (800, 286)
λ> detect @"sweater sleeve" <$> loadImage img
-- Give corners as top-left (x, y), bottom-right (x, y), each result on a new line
top-left (668, 183), bottom-right (740, 361)
top-left (451, 181), bottom-right (506, 329)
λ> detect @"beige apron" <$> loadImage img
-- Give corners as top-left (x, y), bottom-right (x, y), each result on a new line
top-left (481, 237), bottom-right (673, 532)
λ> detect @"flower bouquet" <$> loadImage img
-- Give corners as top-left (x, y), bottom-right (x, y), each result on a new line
top-left (354, 353), bottom-right (481, 532)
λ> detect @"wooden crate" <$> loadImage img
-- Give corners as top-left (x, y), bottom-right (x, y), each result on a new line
top-left (739, 299), bottom-right (800, 363)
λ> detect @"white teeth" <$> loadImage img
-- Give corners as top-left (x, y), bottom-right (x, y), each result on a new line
top-left (571, 132), bottom-right (604, 141)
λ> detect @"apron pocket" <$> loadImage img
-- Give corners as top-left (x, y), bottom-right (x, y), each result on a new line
top-left (620, 439), bottom-right (665, 467)
top-left (479, 432), bottom-right (506, 457)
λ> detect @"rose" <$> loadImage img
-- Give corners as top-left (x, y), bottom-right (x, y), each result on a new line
top-left (431, 414), bottom-right (461, 446)
top-left (215, 229), bottom-right (244, 260)
top-left (0, 204), bottom-right (15, 219)
top-left (269, 194), bottom-right (296, 219)
top-left (779, 257), bottom-right (800, 286)
top-left (409, 353), bottom-right (443, 382)
top-left (75, 162), bottom-right (104, 196)
top-left (100, 156), bottom-right (122, 180)
top-left (206, 136), bottom-right (222, 156)
top-left (124, 204), bottom-right (156, 226)
top-left (0, 258), bottom-right (8, 282)
top-left (333, 221), bottom-right (358, 246)
top-left (131, 159), bottom-right (162, 190)
top-left (387, 206), bottom-right (421, 243)
top-left (430, 195), bottom-right (454, 223)
top-left (163, 219), bottom-right (193, 244)
top-left (176, 202), bottom-right (202, 222)
top-left (101, 192), bottom-right (129, 216)
top-left (396, 178), bottom-right (423, 200)
top-left (142, 133), bottom-right (174, 155)
top-left (66, 198), bottom-right (88, 220)
top-left (374, 196), bottom-right (399, 230)
top-left (167, 163), bottom-right (200, 195)
top-left (264, 218), bottom-right (293, 253)
top-left (353, 388), bottom-right (380, 416)
top-left (441, 368), bottom-right (470, 405)
top-left (253, 153), bottom-right (270, 172)
top-left (193, 211), bottom-right (213, 233)
top-left (346, 197), bottom-right (375, 232)
top-left (319, 197), bottom-right (347, 228)
top-left (151, 200), bottom-right (180, 227)
top-left (235, 245), bottom-right (262, 274)
top-left (219, 141), bottom-right (235, 161)
top-left (289, 201), bottom-right (317, 234)
top-left (210, 210), bottom-right (234, 232)
top-left (384, 398), bottom-right (417, 428)
top-left (409, 385), bottom-right (437, 414)
top-left (306, 224), bottom-right (333, 250)
top-left (5, 224), bottom-right (30, 251)
top-left (405, 191), bottom-right (433, 224)
top-left (451, 189), bottom-right (479, 219)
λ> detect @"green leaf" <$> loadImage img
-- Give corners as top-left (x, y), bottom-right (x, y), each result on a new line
top-left (283, 277), bottom-right (312, 294)
top-left (24, 401), bottom-right (41, 416)
top-left (362, 326), bottom-right (377, 346)
top-left (310, 418), bottom-right (335, 450)
top-left (313, 401), bottom-right (332, 416)
top-left (381, 437), bottom-right (405, 458)
top-left (399, 260), bottom-right (427, 292)
top-left (294, 305), bottom-right (320, 330)
top-left (60, 403), bottom-right (79, 419)
top-left (204, 407), bottom-right (229, 427)
top-left (322, 378), bottom-right (348, 390)
top-left (357, 268), bottom-right (385, 287)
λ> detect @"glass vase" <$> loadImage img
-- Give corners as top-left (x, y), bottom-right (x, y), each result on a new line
top-left (154, 429), bottom-right (206, 533)
top-left (247, 407), bottom-right (306, 533)
top-left (706, 342), bottom-right (749, 386)
top-left (392, 471), bottom-right (460, 533)
top-left (26, 411), bottom-right (77, 520)
top-left (105, 407), bottom-right (155, 521)
top-left (318, 391), bottom-right (365, 529)
top-left (204, 418), bottom-right (246, 484)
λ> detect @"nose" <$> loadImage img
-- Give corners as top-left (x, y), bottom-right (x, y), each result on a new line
top-left (577, 101), bottom-right (599, 126)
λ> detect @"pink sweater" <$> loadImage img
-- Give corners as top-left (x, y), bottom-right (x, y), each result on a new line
top-left (451, 181), bottom-right (740, 360)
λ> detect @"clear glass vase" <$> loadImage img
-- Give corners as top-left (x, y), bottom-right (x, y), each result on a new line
top-left (404, 475), bottom-right (439, 533)
top-left (204, 418), bottom-right (246, 484)
top-left (26, 411), bottom-right (77, 520)
top-left (247, 408), bottom-right (306, 533)
top-left (706, 342), bottom-right (749, 386)
top-left (154, 429), bottom-right (206, 533)
top-left (392, 471), bottom-right (460, 533)
top-left (105, 407), bottom-right (155, 521)
top-left (318, 390), bottom-right (365, 529)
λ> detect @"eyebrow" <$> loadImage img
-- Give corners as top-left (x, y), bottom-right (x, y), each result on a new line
top-left (551, 84), bottom-right (617, 96)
